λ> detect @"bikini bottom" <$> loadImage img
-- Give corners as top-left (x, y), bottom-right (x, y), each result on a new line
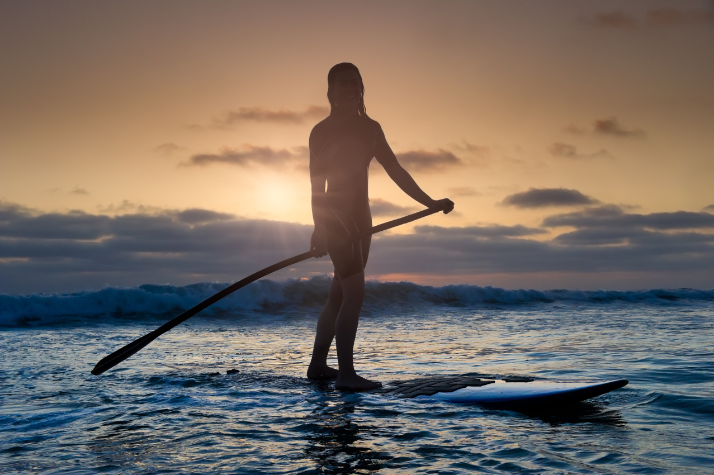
top-left (325, 204), bottom-right (372, 280)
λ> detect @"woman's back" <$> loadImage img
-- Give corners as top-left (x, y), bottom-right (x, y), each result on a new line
top-left (309, 114), bottom-right (396, 213)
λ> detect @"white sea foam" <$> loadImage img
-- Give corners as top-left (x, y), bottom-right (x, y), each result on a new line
top-left (1, 275), bottom-right (712, 326)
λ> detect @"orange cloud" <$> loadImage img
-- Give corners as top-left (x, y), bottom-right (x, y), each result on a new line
top-left (369, 198), bottom-right (418, 217)
top-left (70, 187), bottom-right (89, 195)
top-left (451, 141), bottom-right (489, 155)
top-left (448, 187), bottom-right (482, 197)
top-left (565, 117), bottom-right (646, 138)
top-left (548, 142), bottom-right (611, 159)
top-left (593, 117), bottom-right (646, 138)
top-left (154, 143), bottom-right (186, 155)
top-left (646, 8), bottom-right (714, 27)
top-left (208, 106), bottom-right (329, 129)
top-left (589, 8), bottom-right (714, 29)
top-left (396, 149), bottom-right (463, 172)
top-left (184, 145), bottom-right (308, 168)
top-left (593, 11), bottom-right (638, 28)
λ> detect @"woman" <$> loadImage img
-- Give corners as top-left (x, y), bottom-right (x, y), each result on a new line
top-left (307, 63), bottom-right (454, 390)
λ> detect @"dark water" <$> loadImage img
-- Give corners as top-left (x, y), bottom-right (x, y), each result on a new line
top-left (1, 282), bottom-right (714, 473)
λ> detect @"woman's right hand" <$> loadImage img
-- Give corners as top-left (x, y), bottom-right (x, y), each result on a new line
top-left (311, 228), bottom-right (328, 258)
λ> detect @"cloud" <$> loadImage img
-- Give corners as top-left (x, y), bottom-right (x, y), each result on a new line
top-left (2, 201), bottom-right (714, 293)
top-left (415, 224), bottom-right (546, 238)
top-left (646, 8), bottom-right (714, 27)
top-left (175, 209), bottom-right (235, 224)
top-left (459, 142), bottom-right (488, 154)
top-left (451, 141), bottom-right (489, 155)
top-left (593, 11), bottom-right (638, 28)
top-left (369, 220), bottom-right (714, 278)
top-left (449, 141), bottom-right (490, 167)
top-left (543, 205), bottom-right (714, 231)
top-left (448, 187), bottom-right (482, 197)
top-left (48, 187), bottom-right (91, 196)
top-left (369, 198), bottom-right (418, 217)
top-left (548, 143), bottom-right (611, 159)
top-left (704, 204), bottom-right (714, 213)
top-left (154, 143), bottom-right (186, 155)
top-left (0, 201), bottom-right (321, 293)
top-left (208, 106), bottom-right (329, 129)
top-left (184, 145), bottom-right (309, 169)
top-left (588, 9), bottom-right (714, 28)
top-left (566, 117), bottom-right (645, 138)
top-left (0, 201), bottom-right (33, 221)
top-left (396, 149), bottom-right (463, 172)
top-left (563, 124), bottom-right (587, 135)
top-left (543, 206), bottom-right (714, 257)
top-left (97, 200), bottom-right (166, 215)
top-left (0, 205), bottom-right (111, 240)
top-left (593, 117), bottom-right (646, 138)
top-left (501, 188), bottom-right (599, 208)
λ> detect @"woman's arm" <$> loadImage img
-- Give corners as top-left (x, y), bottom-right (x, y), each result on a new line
top-left (310, 171), bottom-right (329, 257)
top-left (384, 164), bottom-right (455, 214)
top-left (384, 164), bottom-right (434, 207)
top-left (375, 123), bottom-right (454, 214)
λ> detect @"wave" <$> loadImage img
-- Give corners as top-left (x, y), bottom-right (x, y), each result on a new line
top-left (1, 276), bottom-right (713, 326)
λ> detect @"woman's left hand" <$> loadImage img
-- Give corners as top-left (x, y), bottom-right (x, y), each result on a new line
top-left (431, 198), bottom-right (455, 214)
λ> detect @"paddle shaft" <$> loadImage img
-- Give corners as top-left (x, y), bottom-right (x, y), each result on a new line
top-left (91, 206), bottom-right (442, 375)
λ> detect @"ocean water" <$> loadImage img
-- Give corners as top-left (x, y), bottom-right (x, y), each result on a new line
top-left (1, 277), bottom-right (713, 474)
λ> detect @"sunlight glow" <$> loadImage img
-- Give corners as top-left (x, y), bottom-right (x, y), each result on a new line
top-left (256, 176), bottom-right (307, 222)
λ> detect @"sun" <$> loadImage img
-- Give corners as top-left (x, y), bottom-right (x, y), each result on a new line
top-left (262, 182), bottom-right (292, 211)
top-left (255, 175), bottom-right (310, 222)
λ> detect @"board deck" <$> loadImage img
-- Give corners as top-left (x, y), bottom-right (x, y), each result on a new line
top-left (374, 374), bottom-right (628, 409)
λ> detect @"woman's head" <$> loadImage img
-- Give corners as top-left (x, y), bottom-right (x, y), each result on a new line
top-left (327, 63), bottom-right (366, 116)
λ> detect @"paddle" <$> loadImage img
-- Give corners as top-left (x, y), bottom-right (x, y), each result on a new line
top-left (91, 205), bottom-right (445, 375)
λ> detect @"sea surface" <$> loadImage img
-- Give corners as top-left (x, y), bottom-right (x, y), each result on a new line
top-left (1, 277), bottom-right (713, 474)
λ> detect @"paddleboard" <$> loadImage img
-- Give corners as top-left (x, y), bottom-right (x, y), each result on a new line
top-left (375, 375), bottom-right (628, 409)
top-left (426, 379), bottom-right (628, 408)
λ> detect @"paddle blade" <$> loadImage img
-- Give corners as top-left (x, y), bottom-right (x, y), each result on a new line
top-left (91, 332), bottom-right (158, 375)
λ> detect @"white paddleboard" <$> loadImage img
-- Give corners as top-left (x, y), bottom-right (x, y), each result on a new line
top-left (423, 379), bottom-right (628, 408)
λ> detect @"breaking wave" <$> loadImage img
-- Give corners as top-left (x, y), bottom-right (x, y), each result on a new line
top-left (1, 276), bottom-right (713, 326)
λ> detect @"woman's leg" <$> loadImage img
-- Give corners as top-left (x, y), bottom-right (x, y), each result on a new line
top-left (314, 205), bottom-right (378, 389)
top-left (307, 277), bottom-right (342, 379)
top-left (334, 271), bottom-right (381, 390)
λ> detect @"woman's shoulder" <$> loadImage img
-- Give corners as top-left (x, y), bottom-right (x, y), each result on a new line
top-left (354, 116), bottom-right (385, 140)
top-left (362, 116), bottom-right (387, 141)
top-left (310, 116), bottom-right (333, 136)
top-left (361, 115), bottom-right (381, 129)
top-left (310, 115), bottom-right (383, 142)
top-left (309, 118), bottom-right (336, 152)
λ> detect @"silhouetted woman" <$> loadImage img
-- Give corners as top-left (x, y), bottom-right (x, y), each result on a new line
top-left (307, 63), bottom-right (454, 390)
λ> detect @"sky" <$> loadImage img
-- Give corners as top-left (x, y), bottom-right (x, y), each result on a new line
top-left (2, 0), bottom-right (714, 293)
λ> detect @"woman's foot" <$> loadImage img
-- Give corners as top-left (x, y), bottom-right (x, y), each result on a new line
top-left (307, 364), bottom-right (339, 380)
top-left (335, 373), bottom-right (382, 391)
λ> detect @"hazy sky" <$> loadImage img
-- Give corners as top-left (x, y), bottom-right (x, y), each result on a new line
top-left (2, 0), bottom-right (714, 293)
